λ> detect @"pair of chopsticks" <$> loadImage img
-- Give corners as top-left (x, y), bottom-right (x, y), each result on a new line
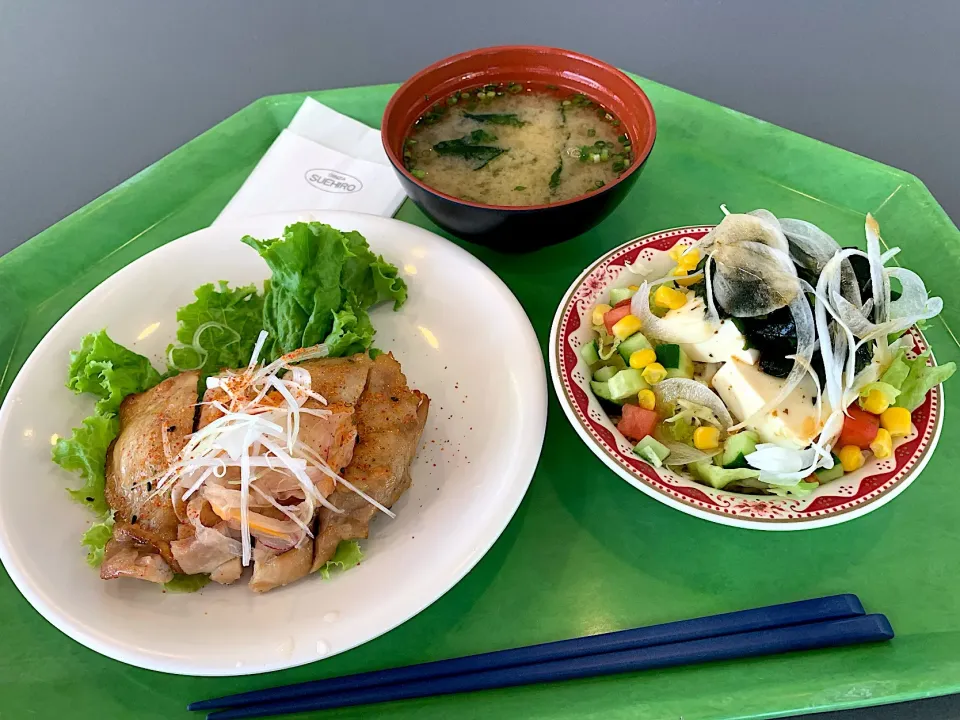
top-left (190, 594), bottom-right (892, 719)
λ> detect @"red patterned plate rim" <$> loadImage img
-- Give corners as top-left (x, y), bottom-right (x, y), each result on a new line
top-left (548, 226), bottom-right (945, 530)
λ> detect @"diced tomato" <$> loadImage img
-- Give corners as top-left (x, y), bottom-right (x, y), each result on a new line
top-left (618, 405), bottom-right (658, 442)
top-left (603, 305), bottom-right (632, 334)
top-left (838, 405), bottom-right (880, 449)
top-left (614, 297), bottom-right (633, 309)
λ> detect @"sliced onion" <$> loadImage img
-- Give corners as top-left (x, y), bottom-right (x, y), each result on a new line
top-left (865, 214), bottom-right (891, 359)
top-left (704, 255), bottom-right (720, 326)
top-left (780, 218), bottom-right (840, 274)
top-left (887, 267), bottom-right (943, 324)
top-left (661, 442), bottom-right (721, 466)
top-left (653, 378), bottom-right (733, 429)
top-left (712, 241), bottom-right (800, 317)
top-left (745, 444), bottom-right (818, 485)
top-left (699, 212), bottom-right (788, 253)
top-left (747, 209), bottom-right (791, 255)
top-left (630, 282), bottom-right (715, 344)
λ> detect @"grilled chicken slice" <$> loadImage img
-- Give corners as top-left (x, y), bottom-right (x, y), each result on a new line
top-left (211, 558), bottom-right (243, 585)
top-left (102, 371), bottom-right (199, 578)
top-left (249, 540), bottom-right (314, 593)
top-left (100, 524), bottom-right (176, 584)
top-left (297, 353), bottom-right (373, 406)
top-left (311, 353), bottom-right (429, 572)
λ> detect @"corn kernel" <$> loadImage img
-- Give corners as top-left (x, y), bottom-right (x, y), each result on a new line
top-left (628, 285), bottom-right (639, 292)
top-left (668, 246), bottom-right (685, 263)
top-left (629, 348), bottom-right (657, 369)
top-left (678, 248), bottom-right (701, 271)
top-left (641, 362), bottom-right (667, 384)
top-left (838, 445), bottom-right (865, 473)
top-left (672, 269), bottom-right (700, 287)
top-left (881, 407), bottom-right (912, 437)
top-left (592, 303), bottom-right (612, 327)
top-left (611, 314), bottom-right (642, 340)
top-left (654, 285), bottom-right (687, 310)
top-left (861, 389), bottom-right (890, 415)
top-left (693, 426), bottom-right (720, 450)
top-left (637, 389), bottom-right (656, 410)
top-left (870, 428), bottom-right (893, 459)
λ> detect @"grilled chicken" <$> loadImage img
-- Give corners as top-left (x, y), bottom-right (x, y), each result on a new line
top-left (97, 350), bottom-right (428, 592)
top-left (249, 540), bottom-right (314, 593)
top-left (311, 353), bottom-right (429, 572)
top-left (101, 371), bottom-right (199, 581)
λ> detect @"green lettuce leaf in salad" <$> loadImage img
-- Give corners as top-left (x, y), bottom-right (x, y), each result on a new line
top-left (766, 480), bottom-right (819, 498)
top-left (242, 222), bottom-right (407, 359)
top-left (80, 513), bottom-right (115, 567)
top-left (863, 348), bottom-right (955, 412)
top-left (898, 350), bottom-right (956, 411)
top-left (857, 381), bottom-right (901, 411)
top-left (324, 296), bottom-right (376, 357)
top-left (166, 281), bottom-right (265, 382)
top-left (67, 330), bottom-right (162, 414)
top-left (164, 574), bottom-right (212, 593)
top-left (51, 413), bottom-right (119, 515)
top-left (316, 540), bottom-right (363, 580)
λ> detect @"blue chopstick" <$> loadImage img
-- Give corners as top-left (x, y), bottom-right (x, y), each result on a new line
top-left (207, 614), bottom-right (892, 719)
top-left (190, 594), bottom-right (864, 712)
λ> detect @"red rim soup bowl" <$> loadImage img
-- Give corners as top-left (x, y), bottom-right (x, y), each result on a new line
top-left (382, 45), bottom-right (657, 252)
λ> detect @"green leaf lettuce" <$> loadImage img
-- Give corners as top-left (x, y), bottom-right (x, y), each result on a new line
top-left (166, 281), bottom-right (265, 381)
top-left (67, 330), bottom-right (162, 414)
top-left (242, 222), bottom-right (407, 359)
top-left (316, 540), bottom-right (363, 580)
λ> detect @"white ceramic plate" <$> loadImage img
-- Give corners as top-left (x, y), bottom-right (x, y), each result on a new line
top-left (549, 226), bottom-right (943, 530)
top-left (0, 211), bottom-right (546, 675)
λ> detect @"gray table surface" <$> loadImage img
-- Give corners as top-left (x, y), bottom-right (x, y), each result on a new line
top-left (1, 1), bottom-right (958, 718)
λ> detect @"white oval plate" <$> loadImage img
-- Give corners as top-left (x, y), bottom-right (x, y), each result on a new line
top-left (0, 211), bottom-right (546, 675)
top-left (549, 226), bottom-right (943, 531)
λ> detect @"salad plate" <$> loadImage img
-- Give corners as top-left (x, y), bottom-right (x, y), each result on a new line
top-left (0, 210), bottom-right (547, 675)
top-left (550, 223), bottom-right (946, 530)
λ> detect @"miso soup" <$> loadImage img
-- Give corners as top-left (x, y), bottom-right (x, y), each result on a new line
top-left (403, 83), bottom-right (634, 206)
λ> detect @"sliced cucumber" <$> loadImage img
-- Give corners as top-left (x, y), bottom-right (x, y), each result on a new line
top-left (609, 287), bottom-right (636, 305)
top-left (815, 454), bottom-right (844, 483)
top-left (593, 365), bottom-right (619, 382)
top-left (720, 431), bottom-right (759, 469)
top-left (617, 332), bottom-right (654, 362)
top-left (691, 460), bottom-right (760, 490)
top-left (590, 379), bottom-right (615, 402)
top-left (580, 340), bottom-right (600, 365)
top-left (634, 436), bottom-right (670, 467)
top-left (607, 369), bottom-right (651, 402)
top-left (655, 343), bottom-right (694, 379)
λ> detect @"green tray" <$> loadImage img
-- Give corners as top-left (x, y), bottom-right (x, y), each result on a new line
top-left (2, 76), bottom-right (959, 720)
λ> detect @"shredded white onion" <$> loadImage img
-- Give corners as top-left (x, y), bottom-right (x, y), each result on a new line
top-left (653, 378), bottom-right (733, 429)
top-left (630, 283), bottom-right (715, 344)
top-left (151, 338), bottom-right (388, 567)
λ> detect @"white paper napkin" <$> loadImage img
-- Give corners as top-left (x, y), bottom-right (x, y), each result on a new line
top-left (287, 97), bottom-right (390, 166)
top-left (214, 99), bottom-right (405, 225)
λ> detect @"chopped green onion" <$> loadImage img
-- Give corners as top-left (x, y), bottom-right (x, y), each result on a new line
top-left (411, 169), bottom-right (426, 179)
top-left (587, 128), bottom-right (596, 137)
top-left (617, 133), bottom-right (629, 143)
top-left (594, 180), bottom-right (606, 189)
top-left (514, 185), bottom-right (526, 191)
top-left (447, 96), bottom-right (458, 105)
